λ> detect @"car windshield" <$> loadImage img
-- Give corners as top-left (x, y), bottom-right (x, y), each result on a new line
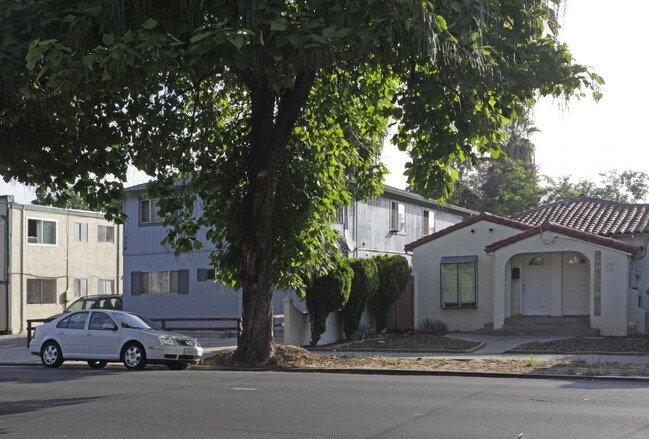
top-left (115, 313), bottom-right (154, 330)
top-left (64, 299), bottom-right (92, 312)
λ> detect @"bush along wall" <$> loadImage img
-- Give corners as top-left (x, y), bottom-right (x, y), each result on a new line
top-left (368, 255), bottom-right (411, 332)
top-left (305, 258), bottom-right (354, 345)
top-left (340, 258), bottom-right (379, 340)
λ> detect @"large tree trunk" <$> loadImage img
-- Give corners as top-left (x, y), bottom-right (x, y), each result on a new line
top-left (233, 71), bottom-right (316, 365)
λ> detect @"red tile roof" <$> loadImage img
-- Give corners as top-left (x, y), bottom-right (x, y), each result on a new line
top-left (485, 221), bottom-right (642, 255)
top-left (509, 196), bottom-right (649, 237)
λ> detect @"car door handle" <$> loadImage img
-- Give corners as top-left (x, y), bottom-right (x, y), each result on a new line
top-left (86, 332), bottom-right (92, 336)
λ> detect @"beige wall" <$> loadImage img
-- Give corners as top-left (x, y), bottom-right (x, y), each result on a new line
top-left (7, 204), bottom-right (123, 333)
top-left (412, 220), bottom-right (522, 332)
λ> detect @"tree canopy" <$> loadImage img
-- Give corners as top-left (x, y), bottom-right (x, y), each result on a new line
top-left (0, 0), bottom-right (601, 363)
top-left (544, 170), bottom-right (649, 203)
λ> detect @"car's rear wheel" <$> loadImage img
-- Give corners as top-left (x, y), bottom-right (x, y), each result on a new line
top-left (87, 360), bottom-right (108, 369)
top-left (167, 362), bottom-right (190, 370)
top-left (121, 342), bottom-right (147, 370)
top-left (41, 341), bottom-right (63, 368)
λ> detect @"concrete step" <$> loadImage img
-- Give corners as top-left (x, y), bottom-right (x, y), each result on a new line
top-left (492, 315), bottom-right (599, 336)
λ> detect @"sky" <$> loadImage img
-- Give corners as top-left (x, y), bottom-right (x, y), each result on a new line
top-left (384, 0), bottom-right (649, 196)
top-left (3, 1), bottom-right (647, 203)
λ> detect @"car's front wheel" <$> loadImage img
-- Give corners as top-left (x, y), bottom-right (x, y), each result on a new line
top-left (121, 342), bottom-right (147, 370)
top-left (167, 362), bottom-right (190, 370)
top-left (41, 341), bottom-right (63, 368)
top-left (87, 360), bottom-right (108, 369)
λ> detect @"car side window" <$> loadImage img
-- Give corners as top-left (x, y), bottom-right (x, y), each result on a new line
top-left (89, 312), bottom-right (117, 331)
top-left (59, 312), bottom-right (89, 330)
top-left (56, 315), bottom-right (71, 329)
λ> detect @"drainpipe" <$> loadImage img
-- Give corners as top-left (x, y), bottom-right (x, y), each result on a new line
top-left (19, 204), bottom-right (25, 333)
top-left (116, 224), bottom-right (121, 294)
top-left (1, 196), bottom-right (11, 334)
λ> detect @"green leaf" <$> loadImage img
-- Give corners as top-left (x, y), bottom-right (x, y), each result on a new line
top-left (227, 35), bottom-right (244, 50)
top-left (142, 18), bottom-right (158, 30)
top-left (270, 18), bottom-right (287, 31)
top-left (102, 33), bottom-right (115, 46)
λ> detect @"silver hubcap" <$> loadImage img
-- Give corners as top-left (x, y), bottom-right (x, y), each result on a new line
top-left (43, 345), bottom-right (58, 365)
top-left (125, 346), bottom-right (141, 367)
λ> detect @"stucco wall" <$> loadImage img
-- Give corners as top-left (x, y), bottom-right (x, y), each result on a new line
top-left (411, 220), bottom-right (522, 332)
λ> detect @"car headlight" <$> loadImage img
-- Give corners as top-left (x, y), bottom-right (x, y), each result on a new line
top-left (158, 336), bottom-right (175, 346)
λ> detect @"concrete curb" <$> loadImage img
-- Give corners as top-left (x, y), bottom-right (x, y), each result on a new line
top-left (508, 350), bottom-right (649, 356)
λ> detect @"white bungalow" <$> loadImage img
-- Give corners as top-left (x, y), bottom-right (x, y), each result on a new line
top-left (405, 196), bottom-right (649, 336)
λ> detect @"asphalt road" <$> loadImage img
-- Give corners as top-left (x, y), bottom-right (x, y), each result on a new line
top-left (2, 367), bottom-right (649, 438)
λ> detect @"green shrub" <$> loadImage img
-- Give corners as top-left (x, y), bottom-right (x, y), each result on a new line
top-left (417, 318), bottom-right (448, 335)
top-left (305, 259), bottom-right (354, 345)
top-left (340, 258), bottom-right (379, 339)
top-left (368, 255), bottom-right (411, 332)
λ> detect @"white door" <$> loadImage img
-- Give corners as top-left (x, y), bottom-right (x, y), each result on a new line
top-left (562, 254), bottom-right (589, 315)
top-left (522, 254), bottom-right (550, 315)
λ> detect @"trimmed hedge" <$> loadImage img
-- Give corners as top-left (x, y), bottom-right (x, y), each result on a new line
top-left (305, 259), bottom-right (354, 345)
top-left (340, 258), bottom-right (379, 339)
top-left (368, 255), bottom-right (411, 332)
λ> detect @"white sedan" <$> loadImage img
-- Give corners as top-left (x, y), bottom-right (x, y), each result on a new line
top-left (29, 310), bottom-right (203, 370)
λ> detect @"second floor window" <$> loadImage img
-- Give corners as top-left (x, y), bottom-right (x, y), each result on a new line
top-left (423, 210), bottom-right (435, 236)
top-left (131, 270), bottom-right (189, 295)
top-left (140, 198), bottom-right (162, 224)
top-left (390, 202), bottom-right (405, 234)
top-left (74, 222), bottom-right (88, 242)
top-left (27, 218), bottom-right (57, 245)
top-left (98, 225), bottom-right (115, 243)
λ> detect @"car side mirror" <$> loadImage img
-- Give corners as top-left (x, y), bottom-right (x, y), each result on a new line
top-left (103, 323), bottom-right (118, 331)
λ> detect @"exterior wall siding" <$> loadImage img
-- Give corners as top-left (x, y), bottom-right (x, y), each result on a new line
top-left (122, 186), bottom-right (473, 322)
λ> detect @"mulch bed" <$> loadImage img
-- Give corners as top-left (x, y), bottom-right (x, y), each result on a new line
top-left (508, 336), bottom-right (649, 354)
top-left (308, 333), bottom-right (482, 353)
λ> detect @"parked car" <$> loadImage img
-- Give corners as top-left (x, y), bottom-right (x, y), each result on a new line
top-left (48, 294), bottom-right (123, 320)
top-left (29, 310), bottom-right (203, 370)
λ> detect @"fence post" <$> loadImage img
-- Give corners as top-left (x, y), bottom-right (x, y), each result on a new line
top-left (26, 320), bottom-right (32, 348)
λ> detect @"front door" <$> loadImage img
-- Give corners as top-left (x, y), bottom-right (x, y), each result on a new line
top-left (562, 253), bottom-right (589, 315)
top-left (522, 254), bottom-right (550, 315)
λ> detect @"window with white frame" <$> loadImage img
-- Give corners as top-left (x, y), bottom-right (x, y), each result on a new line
top-left (74, 278), bottom-right (88, 298)
top-left (131, 270), bottom-right (189, 295)
top-left (98, 225), bottom-right (115, 243)
top-left (74, 222), bottom-right (88, 242)
top-left (440, 256), bottom-right (477, 308)
top-left (27, 278), bottom-right (57, 304)
top-left (27, 218), bottom-right (57, 245)
top-left (423, 209), bottom-right (435, 236)
top-left (140, 198), bottom-right (162, 224)
top-left (98, 279), bottom-right (114, 294)
top-left (390, 201), bottom-right (405, 233)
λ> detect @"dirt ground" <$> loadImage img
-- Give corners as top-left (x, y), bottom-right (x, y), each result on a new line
top-left (203, 336), bottom-right (649, 378)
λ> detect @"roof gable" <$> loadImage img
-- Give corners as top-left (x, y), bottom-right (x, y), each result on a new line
top-left (404, 213), bottom-right (531, 252)
top-left (509, 196), bottom-right (649, 236)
